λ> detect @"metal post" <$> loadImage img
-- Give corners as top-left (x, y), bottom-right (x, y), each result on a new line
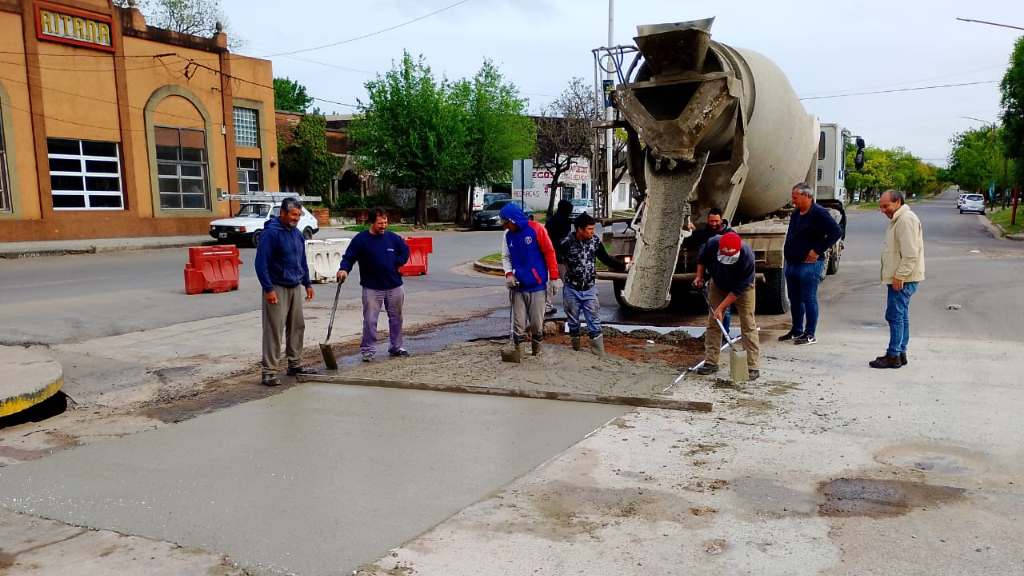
top-left (604, 0), bottom-right (615, 218)
top-left (1013, 188), bottom-right (1019, 226)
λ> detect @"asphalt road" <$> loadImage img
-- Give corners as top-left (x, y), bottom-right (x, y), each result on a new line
top-left (817, 189), bottom-right (1024, 343)
top-left (0, 229), bottom-right (507, 345)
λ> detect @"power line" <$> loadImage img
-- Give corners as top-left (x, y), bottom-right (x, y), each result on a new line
top-left (243, 47), bottom-right (375, 75)
top-left (800, 80), bottom-right (998, 101)
top-left (264, 0), bottom-right (473, 57)
top-left (799, 66), bottom-right (1005, 98)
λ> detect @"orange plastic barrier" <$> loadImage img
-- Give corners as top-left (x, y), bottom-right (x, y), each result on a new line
top-left (184, 245), bottom-right (243, 294)
top-left (399, 237), bottom-right (433, 276)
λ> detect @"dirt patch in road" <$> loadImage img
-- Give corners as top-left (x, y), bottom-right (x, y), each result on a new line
top-left (343, 333), bottom-right (705, 399)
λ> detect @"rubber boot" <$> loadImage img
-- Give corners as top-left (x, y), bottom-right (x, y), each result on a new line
top-left (571, 336), bottom-right (581, 351)
top-left (514, 343), bottom-right (526, 361)
top-left (531, 340), bottom-right (542, 357)
top-left (590, 335), bottom-right (606, 358)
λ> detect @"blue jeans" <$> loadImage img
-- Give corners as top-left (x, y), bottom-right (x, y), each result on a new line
top-left (885, 282), bottom-right (918, 356)
top-left (361, 286), bottom-right (405, 354)
top-left (563, 285), bottom-right (602, 338)
top-left (785, 260), bottom-right (825, 336)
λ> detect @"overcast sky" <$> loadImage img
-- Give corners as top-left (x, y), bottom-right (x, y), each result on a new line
top-left (223, 0), bottom-right (1024, 167)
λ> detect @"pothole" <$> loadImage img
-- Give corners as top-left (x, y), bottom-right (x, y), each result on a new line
top-left (818, 478), bottom-right (966, 518)
top-left (874, 443), bottom-right (988, 475)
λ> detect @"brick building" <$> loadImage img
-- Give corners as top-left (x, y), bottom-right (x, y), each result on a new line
top-left (0, 0), bottom-right (278, 242)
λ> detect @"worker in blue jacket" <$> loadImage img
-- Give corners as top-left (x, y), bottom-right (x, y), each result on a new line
top-left (255, 197), bottom-right (316, 386)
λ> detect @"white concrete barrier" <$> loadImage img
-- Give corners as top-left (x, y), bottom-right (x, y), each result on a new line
top-left (306, 239), bottom-right (350, 283)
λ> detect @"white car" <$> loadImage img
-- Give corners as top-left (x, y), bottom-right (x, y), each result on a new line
top-left (569, 198), bottom-right (594, 220)
top-left (210, 202), bottom-right (319, 247)
top-left (959, 194), bottom-right (985, 214)
top-left (956, 193), bottom-right (968, 209)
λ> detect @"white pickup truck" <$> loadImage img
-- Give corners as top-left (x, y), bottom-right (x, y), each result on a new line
top-left (209, 194), bottom-right (320, 247)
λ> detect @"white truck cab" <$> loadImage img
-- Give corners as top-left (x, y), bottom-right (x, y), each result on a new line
top-left (210, 193), bottom-right (320, 247)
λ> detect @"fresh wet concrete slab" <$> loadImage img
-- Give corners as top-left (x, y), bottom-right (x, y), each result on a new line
top-left (0, 382), bottom-right (624, 576)
top-left (0, 346), bottom-right (63, 418)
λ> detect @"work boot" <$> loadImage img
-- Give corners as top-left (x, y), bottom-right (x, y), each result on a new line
top-left (531, 340), bottom-right (542, 357)
top-left (571, 336), bottom-right (582, 351)
top-left (515, 343), bottom-right (526, 360)
top-left (590, 335), bottom-right (606, 358)
top-left (694, 363), bottom-right (718, 376)
top-left (286, 365), bottom-right (318, 376)
top-left (900, 353), bottom-right (908, 366)
top-left (261, 374), bottom-right (281, 387)
top-left (869, 354), bottom-right (902, 369)
top-left (748, 369), bottom-right (760, 381)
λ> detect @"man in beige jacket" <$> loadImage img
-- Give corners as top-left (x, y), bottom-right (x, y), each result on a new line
top-left (870, 189), bottom-right (926, 369)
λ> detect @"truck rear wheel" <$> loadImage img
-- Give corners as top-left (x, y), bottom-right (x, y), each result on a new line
top-left (757, 269), bottom-right (790, 315)
top-left (826, 248), bottom-right (840, 275)
top-left (612, 280), bottom-right (628, 308)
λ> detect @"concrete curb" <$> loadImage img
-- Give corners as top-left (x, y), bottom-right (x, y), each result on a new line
top-left (979, 214), bottom-right (1024, 241)
top-left (0, 240), bottom-right (217, 260)
top-left (0, 347), bottom-right (64, 418)
top-left (473, 260), bottom-right (505, 276)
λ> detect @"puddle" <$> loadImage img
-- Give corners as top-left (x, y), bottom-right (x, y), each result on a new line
top-left (818, 478), bottom-right (966, 517)
top-left (874, 443), bottom-right (988, 475)
top-left (855, 322), bottom-right (886, 330)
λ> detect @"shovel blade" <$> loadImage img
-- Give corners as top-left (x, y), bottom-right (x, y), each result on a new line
top-left (320, 342), bottom-right (339, 371)
top-left (729, 349), bottom-right (748, 382)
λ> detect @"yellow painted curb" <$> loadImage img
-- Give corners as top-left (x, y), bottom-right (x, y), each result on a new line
top-left (0, 376), bottom-right (64, 418)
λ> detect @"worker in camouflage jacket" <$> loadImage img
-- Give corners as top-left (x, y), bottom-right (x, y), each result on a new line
top-left (558, 213), bottom-right (628, 358)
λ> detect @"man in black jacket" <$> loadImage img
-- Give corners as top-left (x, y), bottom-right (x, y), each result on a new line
top-left (692, 232), bottom-right (760, 380)
top-left (543, 199), bottom-right (574, 315)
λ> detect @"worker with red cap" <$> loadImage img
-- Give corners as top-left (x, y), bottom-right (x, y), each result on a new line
top-left (692, 231), bottom-right (761, 379)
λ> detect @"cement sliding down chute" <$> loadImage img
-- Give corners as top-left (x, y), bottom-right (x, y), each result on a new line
top-left (612, 18), bottom-right (818, 310)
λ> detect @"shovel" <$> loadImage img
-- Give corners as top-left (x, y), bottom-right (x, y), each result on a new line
top-left (320, 278), bottom-right (344, 370)
top-left (500, 289), bottom-right (521, 363)
top-left (701, 286), bottom-right (749, 382)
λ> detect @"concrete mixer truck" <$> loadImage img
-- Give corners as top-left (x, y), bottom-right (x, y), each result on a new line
top-left (594, 18), bottom-right (863, 314)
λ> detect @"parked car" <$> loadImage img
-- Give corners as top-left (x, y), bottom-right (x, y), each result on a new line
top-left (957, 193), bottom-right (968, 209)
top-left (960, 194), bottom-right (985, 214)
top-left (473, 192), bottom-right (512, 213)
top-left (569, 198), bottom-right (594, 220)
top-left (473, 199), bottom-right (534, 230)
top-left (210, 201), bottom-right (319, 247)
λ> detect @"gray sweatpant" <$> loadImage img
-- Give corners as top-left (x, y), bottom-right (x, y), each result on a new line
top-left (262, 284), bottom-right (306, 376)
top-left (513, 289), bottom-right (546, 344)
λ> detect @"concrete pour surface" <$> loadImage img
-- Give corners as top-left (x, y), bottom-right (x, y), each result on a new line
top-left (0, 383), bottom-right (624, 575)
top-left (0, 346), bottom-right (63, 418)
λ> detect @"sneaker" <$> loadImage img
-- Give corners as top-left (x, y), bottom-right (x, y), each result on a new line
top-left (286, 366), bottom-right (318, 376)
top-left (794, 334), bottom-right (817, 346)
top-left (261, 374), bottom-right (281, 387)
top-left (778, 329), bottom-right (803, 342)
top-left (388, 348), bottom-right (410, 357)
top-left (748, 370), bottom-right (760, 381)
top-left (899, 353), bottom-right (908, 366)
top-left (694, 363), bottom-right (718, 376)
top-left (544, 306), bottom-right (557, 316)
top-left (361, 352), bottom-right (374, 362)
top-left (869, 354), bottom-right (902, 369)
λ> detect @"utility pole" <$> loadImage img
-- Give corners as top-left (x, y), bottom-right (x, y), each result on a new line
top-left (604, 0), bottom-right (614, 219)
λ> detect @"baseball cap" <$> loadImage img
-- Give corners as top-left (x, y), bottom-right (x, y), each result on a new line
top-left (719, 232), bottom-right (741, 256)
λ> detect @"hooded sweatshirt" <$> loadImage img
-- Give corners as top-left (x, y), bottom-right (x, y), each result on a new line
top-left (499, 203), bottom-right (559, 293)
top-left (254, 216), bottom-right (311, 293)
top-left (544, 199), bottom-right (575, 261)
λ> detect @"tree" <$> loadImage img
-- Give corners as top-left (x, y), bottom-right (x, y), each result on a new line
top-left (535, 78), bottom-right (596, 217)
top-left (947, 127), bottom-right (1006, 194)
top-left (278, 115), bottom-right (342, 198)
top-left (274, 77), bottom-right (316, 113)
top-left (448, 61), bottom-right (536, 226)
top-left (350, 52), bottom-right (466, 225)
top-left (999, 35), bottom-right (1024, 209)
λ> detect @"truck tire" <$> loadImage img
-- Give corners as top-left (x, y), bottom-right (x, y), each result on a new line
top-left (250, 230), bottom-right (262, 248)
top-left (757, 269), bottom-right (790, 315)
top-left (819, 255), bottom-right (829, 282)
top-left (612, 280), bottom-right (628, 308)
top-left (826, 248), bottom-right (840, 275)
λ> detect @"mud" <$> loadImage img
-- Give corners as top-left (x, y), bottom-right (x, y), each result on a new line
top-left (818, 478), bottom-right (967, 518)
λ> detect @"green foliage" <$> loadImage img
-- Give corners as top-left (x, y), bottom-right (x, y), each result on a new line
top-left (278, 115), bottom-right (342, 197)
top-left (947, 126), bottom-right (1011, 193)
top-left (274, 77), bottom-right (315, 113)
top-left (844, 145), bottom-right (940, 201)
top-left (1000, 36), bottom-right (1024, 188)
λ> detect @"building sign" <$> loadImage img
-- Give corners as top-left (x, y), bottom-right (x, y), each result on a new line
top-left (35, 2), bottom-right (115, 52)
